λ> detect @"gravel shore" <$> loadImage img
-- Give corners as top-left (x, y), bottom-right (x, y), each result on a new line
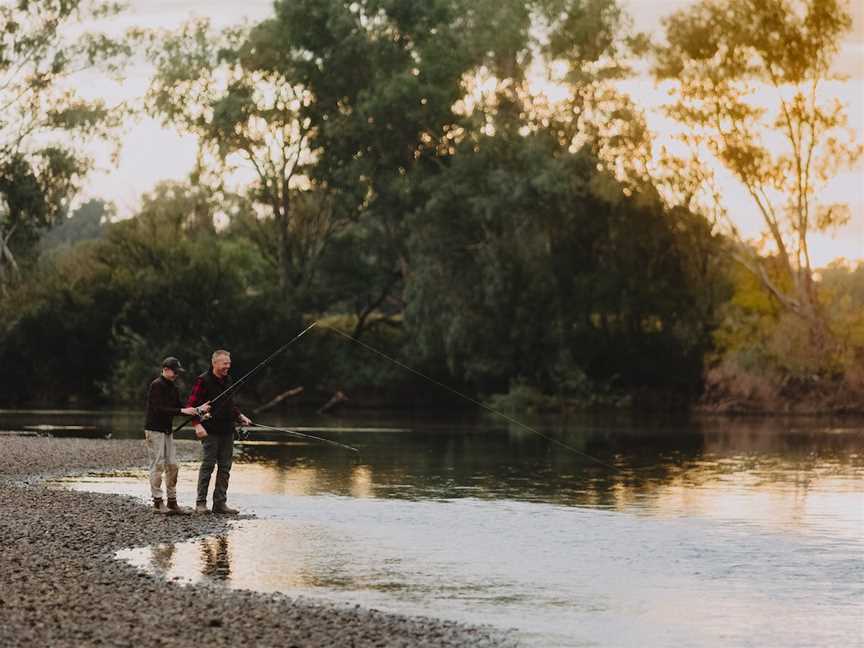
top-left (0, 436), bottom-right (517, 647)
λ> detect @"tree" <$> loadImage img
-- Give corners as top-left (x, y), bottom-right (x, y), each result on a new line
top-left (652, 0), bottom-right (862, 358)
top-left (39, 198), bottom-right (112, 252)
top-left (253, 0), bottom-right (639, 337)
top-left (405, 128), bottom-right (725, 401)
top-left (0, 0), bottom-right (130, 292)
top-left (245, 0), bottom-right (478, 333)
top-left (145, 19), bottom-right (345, 306)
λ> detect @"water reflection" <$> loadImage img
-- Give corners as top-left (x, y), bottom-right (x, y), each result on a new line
top-left (149, 543), bottom-right (176, 577)
top-left (226, 414), bottom-right (864, 517)
top-left (200, 536), bottom-right (231, 580)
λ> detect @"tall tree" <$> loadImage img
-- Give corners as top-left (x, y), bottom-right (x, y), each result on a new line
top-left (39, 198), bottom-right (112, 252)
top-left (145, 19), bottom-right (344, 305)
top-left (652, 0), bottom-right (862, 355)
top-left (0, 0), bottom-right (130, 292)
top-left (253, 0), bottom-right (636, 335)
top-left (406, 128), bottom-right (723, 398)
top-left (255, 0), bottom-right (478, 332)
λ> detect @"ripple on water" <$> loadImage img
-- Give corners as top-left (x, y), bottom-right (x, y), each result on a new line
top-left (99, 480), bottom-right (864, 648)
top-left (52, 419), bottom-right (864, 648)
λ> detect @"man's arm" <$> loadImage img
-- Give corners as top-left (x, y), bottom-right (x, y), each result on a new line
top-left (185, 377), bottom-right (207, 417)
top-left (185, 377), bottom-right (211, 438)
top-left (233, 403), bottom-right (252, 427)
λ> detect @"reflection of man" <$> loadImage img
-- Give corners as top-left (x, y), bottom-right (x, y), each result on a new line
top-left (150, 543), bottom-right (177, 576)
top-left (144, 357), bottom-right (210, 514)
top-left (200, 536), bottom-right (231, 580)
top-left (186, 350), bottom-right (251, 514)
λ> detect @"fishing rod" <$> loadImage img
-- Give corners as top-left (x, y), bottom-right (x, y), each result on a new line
top-left (240, 422), bottom-right (361, 456)
top-left (173, 321), bottom-right (318, 433)
top-left (323, 325), bottom-right (618, 471)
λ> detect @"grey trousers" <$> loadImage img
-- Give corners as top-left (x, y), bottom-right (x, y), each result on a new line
top-left (145, 430), bottom-right (178, 500)
top-left (197, 434), bottom-right (234, 506)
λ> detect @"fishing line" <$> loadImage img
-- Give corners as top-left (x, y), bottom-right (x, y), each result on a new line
top-left (323, 325), bottom-right (618, 470)
top-left (242, 422), bottom-right (360, 455)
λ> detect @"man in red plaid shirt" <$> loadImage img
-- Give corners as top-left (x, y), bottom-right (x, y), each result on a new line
top-left (186, 349), bottom-right (252, 514)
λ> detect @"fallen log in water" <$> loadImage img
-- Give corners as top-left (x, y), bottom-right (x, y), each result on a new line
top-left (252, 386), bottom-right (304, 414)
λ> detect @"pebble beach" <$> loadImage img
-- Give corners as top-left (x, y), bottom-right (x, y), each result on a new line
top-left (0, 436), bottom-right (516, 647)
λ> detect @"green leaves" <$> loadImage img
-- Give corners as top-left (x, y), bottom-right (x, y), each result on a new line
top-left (652, 0), bottom-right (858, 364)
top-left (404, 127), bottom-right (722, 397)
top-left (0, 0), bottom-right (131, 291)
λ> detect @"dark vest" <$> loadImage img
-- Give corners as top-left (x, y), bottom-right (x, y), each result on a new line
top-left (198, 371), bottom-right (237, 436)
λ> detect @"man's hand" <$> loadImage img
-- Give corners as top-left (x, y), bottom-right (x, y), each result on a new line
top-left (238, 414), bottom-right (252, 427)
top-left (194, 424), bottom-right (208, 439)
top-left (181, 402), bottom-right (211, 417)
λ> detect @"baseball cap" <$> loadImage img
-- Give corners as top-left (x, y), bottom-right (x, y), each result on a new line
top-left (161, 356), bottom-right (185, 372)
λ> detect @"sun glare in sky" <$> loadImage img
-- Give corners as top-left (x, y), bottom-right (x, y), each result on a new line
top-left (78, 0), bottom-right (863, 267)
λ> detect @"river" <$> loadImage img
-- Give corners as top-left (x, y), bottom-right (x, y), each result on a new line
top-left (8, 408), bottom-right (862, 647)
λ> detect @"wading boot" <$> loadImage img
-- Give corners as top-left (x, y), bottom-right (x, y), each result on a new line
top-left (195, 501), bottom-right (209, 514)
top-left (212, 503), bottom-right (239, 515)
top-left (153, 498), bottom-right (168, 514)
top-left (167, 498), bottom-right (192, 515)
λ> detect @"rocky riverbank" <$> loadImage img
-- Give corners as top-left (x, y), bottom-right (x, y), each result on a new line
top-left (0, 436), bottom-right (516, 647)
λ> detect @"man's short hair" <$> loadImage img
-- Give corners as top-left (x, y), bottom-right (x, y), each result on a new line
top-left (211, 349), bottom-right (231, 363)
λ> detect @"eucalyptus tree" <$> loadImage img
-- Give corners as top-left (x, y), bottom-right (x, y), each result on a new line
top-left (269, 0), bottom-right (716, 395)
top-left (652, 0), bottom-right (861, 356)
top-left (39, 198), bottom-right (111, 252)
top-left (248, 0), bottom-right (641, 337)
top-left (406, 127), bottom-right (724, 399)
top-left (0, 0), bottom-right (130, 293)
top-left (250, 0), bottom-right (478, 333)
top-left (145, 19), bottom-right (345, 305)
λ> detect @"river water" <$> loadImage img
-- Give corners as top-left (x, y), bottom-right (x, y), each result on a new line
top-left (18, 409), bottom-right (864, 647)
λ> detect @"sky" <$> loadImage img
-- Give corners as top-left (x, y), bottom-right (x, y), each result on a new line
top-left (74, 0), bottom-right (864, 267)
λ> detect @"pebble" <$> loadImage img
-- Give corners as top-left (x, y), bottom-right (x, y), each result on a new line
top-left (0, 437), bottom-right (518, 647)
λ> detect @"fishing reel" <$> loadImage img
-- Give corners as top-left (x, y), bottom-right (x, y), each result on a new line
top-left (234, 426), bottom-right (250, 441)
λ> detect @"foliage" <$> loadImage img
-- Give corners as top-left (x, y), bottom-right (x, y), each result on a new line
top-left (704, 258), bottom-right (864, 411)
top-left (652, 0), bottom-right (861, 362)
top-left (40, 199), bottom-right (112, 252)
top-left (486, 381), bottom-right (560, 414)
top-left (0, 240), bottom-right (121, 403)
top-left (6, 0), bottom-right (860, 414)
top-left (0, 0), bottom-right (131, 291)
top-left (0, 181), bottom-right (285, 404)
top-left (144, 19), bottom-right (345, 304)
top-left (251, 0), bottom-right (647, 338)
top-left (405, 128), bottom-right (728, 404)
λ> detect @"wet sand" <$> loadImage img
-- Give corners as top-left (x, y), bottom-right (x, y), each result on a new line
top-left (0, 436), bottom-right (516, 647)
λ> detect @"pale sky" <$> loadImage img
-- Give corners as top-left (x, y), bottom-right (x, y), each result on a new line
top-left (74, 0), bottom-right (863, 267)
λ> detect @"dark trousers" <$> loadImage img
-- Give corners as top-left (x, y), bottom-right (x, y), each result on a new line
top-left (197, 434), bottom-right (234, 505)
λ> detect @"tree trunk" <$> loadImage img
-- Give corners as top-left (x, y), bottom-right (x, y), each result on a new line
top-left (275, 204), bottom-right (293, 301)
top-left (0, 225), bottom-right (20, 294)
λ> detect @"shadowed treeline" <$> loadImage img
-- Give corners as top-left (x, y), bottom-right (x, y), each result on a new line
top-left (0, 1), bottom-right (861, 412)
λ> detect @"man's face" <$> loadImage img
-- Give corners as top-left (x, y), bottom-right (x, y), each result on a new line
top-left (213, 354), bottom-right (231, 377)
top-left (162, 368), bottom-right (177, 382)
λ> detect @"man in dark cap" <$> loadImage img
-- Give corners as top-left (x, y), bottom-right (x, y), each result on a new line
top-left (144, 356), bottom-right (210, 514)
